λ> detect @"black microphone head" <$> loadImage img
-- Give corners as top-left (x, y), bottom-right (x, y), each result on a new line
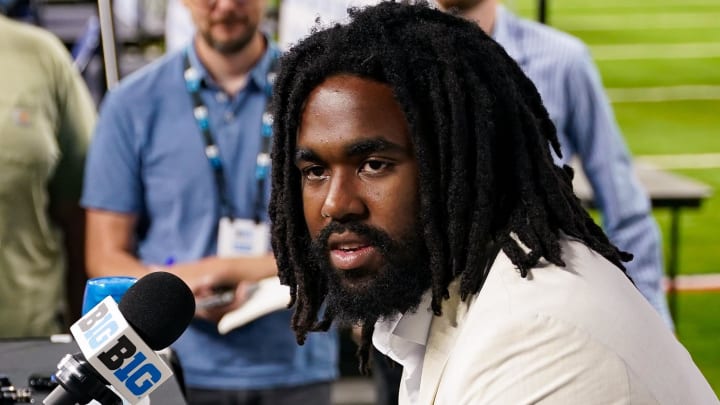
top-left (118, 272), bottom-right (195, 350)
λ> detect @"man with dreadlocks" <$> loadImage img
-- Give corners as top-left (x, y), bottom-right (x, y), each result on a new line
top-left (269, 2), bottom-right (717, 404)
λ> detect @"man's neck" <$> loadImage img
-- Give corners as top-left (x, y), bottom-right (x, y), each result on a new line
top-left (455, 0), bottom-right (498, 35)
top-left (194, 32), bottom-right (266, 95)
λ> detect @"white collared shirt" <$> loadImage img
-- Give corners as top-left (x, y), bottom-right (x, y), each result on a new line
top-left (372, 290), bottom-right (434, 404)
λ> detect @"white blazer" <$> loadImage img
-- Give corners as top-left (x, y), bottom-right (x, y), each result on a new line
top-left (402, 239), bottom-right (718, 405)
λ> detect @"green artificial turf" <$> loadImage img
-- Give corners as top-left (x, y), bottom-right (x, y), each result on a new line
top-left (598, 58), bottom-right (720, 88)
top-left (614, 100), bottom-right (720, 155)
top-left (676, 292), bottom-right (720, 395)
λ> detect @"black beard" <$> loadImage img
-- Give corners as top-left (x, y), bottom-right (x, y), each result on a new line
top-left (200, 19), bottom-right (257, 55)
top-left (310, 221), bottom-right (431, 328)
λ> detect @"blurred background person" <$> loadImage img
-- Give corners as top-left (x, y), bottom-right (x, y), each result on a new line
top-left (0, 11), bottom-right (95, 338)
top-left (165, 0), bottom-right (278, 53)
top-left (434, 0), bottom-right (673, 329)
top-left (80, 0), bottom-right (338, 403)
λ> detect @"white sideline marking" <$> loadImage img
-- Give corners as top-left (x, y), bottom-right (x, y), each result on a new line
top-left (637, 154), bottom-right (720, 170)
top-left (552, 12), bottom-right (720, 31)
top-left (665, 274), bottom-right (720, 292)
top-left (518, 0), bottom-right (720, 9)
top-left (607, 85), bottom-right (720, 103)
top-left (591, 42), bottom-right (720, 61)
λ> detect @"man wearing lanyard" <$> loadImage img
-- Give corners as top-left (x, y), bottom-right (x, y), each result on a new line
top-left (81, 0), bottom-right (338, 404)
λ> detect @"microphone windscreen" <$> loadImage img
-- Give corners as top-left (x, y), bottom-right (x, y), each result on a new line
top-left (118, 271), bottom-right (196, 350)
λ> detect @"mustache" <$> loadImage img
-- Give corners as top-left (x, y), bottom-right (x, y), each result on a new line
top-left (210, 14), bottom-right (248, 25)
top-left (311, 222), bottom-right (395, 254)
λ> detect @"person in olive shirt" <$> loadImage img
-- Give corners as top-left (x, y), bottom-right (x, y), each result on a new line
top-left (0, 14), bottom-right (96, 337)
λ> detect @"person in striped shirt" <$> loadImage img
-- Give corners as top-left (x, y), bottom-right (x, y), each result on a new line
top-left (436, 0), bottom-right (673, 328)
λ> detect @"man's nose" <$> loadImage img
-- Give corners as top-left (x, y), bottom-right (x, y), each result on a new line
top-left (320, 173), bottom-right (367, 222)
top-left (213, 0), bottom-right (242, 12)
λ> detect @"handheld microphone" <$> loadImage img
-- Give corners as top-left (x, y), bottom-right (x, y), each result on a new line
top-left (44, 272), bottom-right (195, 405)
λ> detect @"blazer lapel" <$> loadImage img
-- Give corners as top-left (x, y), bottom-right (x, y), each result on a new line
top-left (417, 281), bottom-right (471, 405)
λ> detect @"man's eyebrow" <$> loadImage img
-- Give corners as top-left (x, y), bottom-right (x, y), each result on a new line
top-left (294, 138), bottom-right (408, 164)
top-left (345, 138), bottom-right (406, 157)
top-left (294, 148), bottom-right (319, 164)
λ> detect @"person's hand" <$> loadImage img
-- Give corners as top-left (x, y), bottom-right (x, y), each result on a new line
top-left (173, 256), bottom-right (237, 293)
top-left (162, 255), bottom-right (277, 324)
top-left (166, 256), bottom-right (254, 323)
top-left (194, 281), bottom-right (253, 324)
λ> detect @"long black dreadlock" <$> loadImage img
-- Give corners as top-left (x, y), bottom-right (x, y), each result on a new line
top-left (269, 0), bottom-right (631, 370)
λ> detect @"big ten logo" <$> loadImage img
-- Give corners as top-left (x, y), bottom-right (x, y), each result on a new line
top-left (77, 302), bottom-right (119, 350)
top-left (78, 303), bottom-right (163, 397)
top-left (98, 336), bottom-right (163, 396)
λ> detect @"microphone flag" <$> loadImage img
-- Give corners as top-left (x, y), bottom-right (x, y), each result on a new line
top-left (70, 296), bottom-right (173, 404)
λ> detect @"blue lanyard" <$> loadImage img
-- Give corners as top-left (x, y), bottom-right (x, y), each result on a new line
top-left (183, 48), bottom-right (279, 222)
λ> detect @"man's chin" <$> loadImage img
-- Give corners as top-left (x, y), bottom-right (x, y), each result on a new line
top-left (204, 30), bottom-right (254, 54)
top-left (325, 287), bottom-right (425, 328)
top-left (211, 39), bottom-right (250, 54)
top-left (336, 267), bottom-right (375, 286)
top-left (325, 274), bottom-right (429, 328)
top-left (324, 291), bottom-right (390, 328)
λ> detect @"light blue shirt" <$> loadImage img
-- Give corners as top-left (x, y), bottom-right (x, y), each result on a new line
top-left (493, 6), bottom-right (672, 327)
top-left (82, 40), bottom-right (338, 389)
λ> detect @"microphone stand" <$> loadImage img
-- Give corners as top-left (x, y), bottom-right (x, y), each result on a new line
top-left (43, 353), bottom-right (122, 405)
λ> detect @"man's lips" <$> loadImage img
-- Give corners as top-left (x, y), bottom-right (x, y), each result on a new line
top-left (330, 245), bottom-right (378, 270)
top-left (327, 233), bottom-right (379, 271)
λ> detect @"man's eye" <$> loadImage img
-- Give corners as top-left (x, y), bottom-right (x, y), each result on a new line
top-left (302, 166), bottom-right (328, 181)
top-left (360, 160), bottom-right (391, 174)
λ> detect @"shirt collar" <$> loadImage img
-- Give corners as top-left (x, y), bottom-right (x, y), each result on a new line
top-left (186, 33), bottom-right (279, 93)
top-left (373, 290), bottom-right (434, 404)
top-left (373, 289), bottom-right (434, 361)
